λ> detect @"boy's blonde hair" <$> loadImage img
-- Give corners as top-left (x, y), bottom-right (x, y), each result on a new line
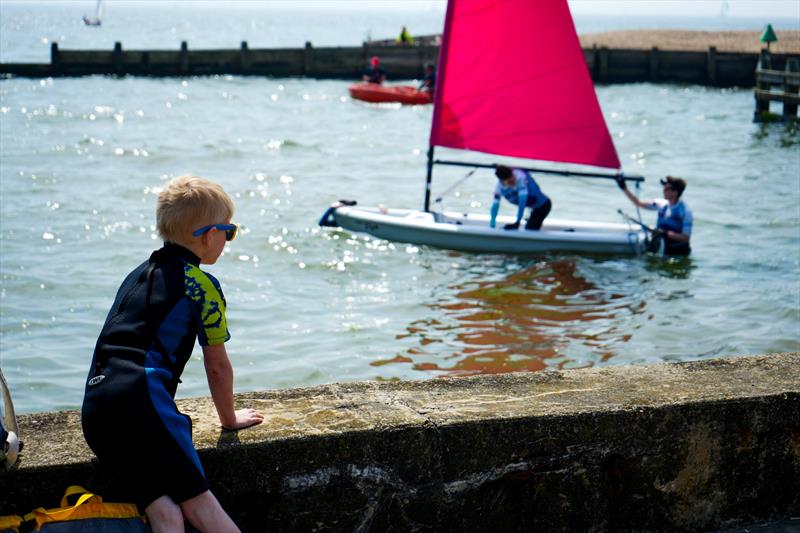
top-left (157, 175), bottom-right (235, 244)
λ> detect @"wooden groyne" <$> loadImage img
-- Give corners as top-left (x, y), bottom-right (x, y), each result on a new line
top-left (2, 353), bottom-right (799, 532)
top-left (754, 51), bottom-right (800, 121)
top-left (1, 41), bottom-right (439, 81)
top-left (1, 40), bottom-right (798, 88)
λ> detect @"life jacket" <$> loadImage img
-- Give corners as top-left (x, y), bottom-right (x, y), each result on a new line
top-left (657, 201), bottom-right (691, 256)
top-left (365, 67), bottom-right (385, 83)
top-left (498, 170), bottom-right (548, 208)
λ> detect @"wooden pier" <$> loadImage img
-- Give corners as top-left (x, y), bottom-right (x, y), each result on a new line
top-left (753, 51), bottom-right (800, 121)
top-left (1, 40), bottom-right (797, 89)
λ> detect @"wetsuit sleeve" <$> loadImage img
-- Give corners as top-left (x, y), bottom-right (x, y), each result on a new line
top-left (515, 178), bottom-right (528, 225)
top-left (184, 265), bottom-right (231, 346)
top-left (490, 183), bottom-right (501, 228)
top-left (528, 176), bottom-right (548, 206)
top-left (681, 207), bottom-right (693, 236)
top-left (643, 198), bottom-right (664, 211)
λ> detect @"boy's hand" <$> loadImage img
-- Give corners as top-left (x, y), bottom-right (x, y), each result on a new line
top-left (223, 408), bottom-right (264, 431)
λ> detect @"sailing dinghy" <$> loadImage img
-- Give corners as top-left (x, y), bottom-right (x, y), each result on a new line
top-left (83, 0), bottom-right (105, 26)
top-left (320, 0), bottom-right (648, 255)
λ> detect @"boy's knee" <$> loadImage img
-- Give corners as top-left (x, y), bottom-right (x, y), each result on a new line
top-left (180, 491), bottom-right (216, 521)
top-left (145, 496), bottom-right (184, 533)
top-left (181, 491), bottom-right (239, 533)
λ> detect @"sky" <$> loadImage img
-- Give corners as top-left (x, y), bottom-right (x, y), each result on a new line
top-left (568, 0), bottom-right (799, 19)
top-left (2, 0), bottom-right (798, 20)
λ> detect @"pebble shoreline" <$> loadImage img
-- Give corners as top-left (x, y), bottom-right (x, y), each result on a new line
top-left (579, 30), bottom-right (800, 54)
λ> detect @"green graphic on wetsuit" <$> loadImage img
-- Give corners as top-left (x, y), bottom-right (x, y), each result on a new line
top-left (184, 263), bottom-right (230, 346)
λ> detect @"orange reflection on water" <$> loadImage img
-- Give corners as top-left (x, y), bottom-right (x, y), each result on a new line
top-left (373, 258), bottom-right (644, 377)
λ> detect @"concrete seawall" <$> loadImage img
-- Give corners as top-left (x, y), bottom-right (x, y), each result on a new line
top-left (2, 353), bottom-right (799, 531)
top-left (2, 41), bottom-right (797, 87)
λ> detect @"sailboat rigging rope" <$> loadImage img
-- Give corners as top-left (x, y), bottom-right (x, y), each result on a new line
top-left (634, 179), bottom-right (644, 228)
top-left (433, 168), bottom-right (477, 205)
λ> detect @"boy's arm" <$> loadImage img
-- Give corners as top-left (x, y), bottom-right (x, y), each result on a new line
top-left (203, 343), bottom-right (264, 430)
top-left (615, 175), bottom-right (650, 208)
top-left (514, 190), bottom-right (527, 225)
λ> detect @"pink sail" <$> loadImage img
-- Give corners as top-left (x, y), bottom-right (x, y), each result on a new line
top-left (430, 0), bottom-right (621, 169)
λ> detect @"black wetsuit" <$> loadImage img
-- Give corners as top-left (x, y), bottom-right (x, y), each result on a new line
top-left (81, 242), bottom-right (230, 510)
top-left (419, 71), bottom-right (436, 92)
top-left (363, 66), bottom-right (386, 84)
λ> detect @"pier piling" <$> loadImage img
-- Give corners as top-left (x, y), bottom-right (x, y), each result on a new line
top-left (707, 46), bottom-right (717, 84)
top-left (49, 42), bottom-right (59, 75)
top-left (240, 41), bottom-right (250, 74)
top-left (112, 42), bottom-right (123, 75)
top-left (784, 57), bottom-right (799, 117)
top-left (754, 50), bottom-right (800, 121)
top-left (180, 41), bottom-right (189, 75)
top-left (649, 46), bottom-right (659, 81)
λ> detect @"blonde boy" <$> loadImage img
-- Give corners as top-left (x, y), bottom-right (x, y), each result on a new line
top-left (82, 175), bottom-right (262, 533)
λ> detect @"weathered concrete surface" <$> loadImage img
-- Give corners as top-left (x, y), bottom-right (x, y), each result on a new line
top-left (2, 353), bottom-right (799, 532)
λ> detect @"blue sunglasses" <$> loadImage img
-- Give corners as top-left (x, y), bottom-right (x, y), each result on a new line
top-left (192, 223), bottom-right (238, 241)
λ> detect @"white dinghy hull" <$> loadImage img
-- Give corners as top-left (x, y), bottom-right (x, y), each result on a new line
top-left (324, 205), bottom-right (646, 255)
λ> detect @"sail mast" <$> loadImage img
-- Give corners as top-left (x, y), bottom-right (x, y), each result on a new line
top-left (424, 0), bottom-right (457, 213)
top-left (423, 146), bottom-right (435, 212)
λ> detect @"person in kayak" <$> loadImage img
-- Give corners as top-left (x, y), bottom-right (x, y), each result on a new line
top-left (616, 174), bottom-right (692, 255)
top-left (82, 175), bottom-right (263, 532)
top-left (418, 63), bottom-right (436, 93)
top-left (490, 165), bottom-right (552, 231)
top-left (362, 56), bottom-right (386, 84)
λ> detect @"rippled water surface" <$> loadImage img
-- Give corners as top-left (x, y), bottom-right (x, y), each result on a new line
top-left (2, 4), bottom-right (799, 414)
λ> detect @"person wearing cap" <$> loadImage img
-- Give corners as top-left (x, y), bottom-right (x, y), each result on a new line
top-left (616, 175), bottom-right (693, 256)
top-left (362, 56), bottom-right (386, 84)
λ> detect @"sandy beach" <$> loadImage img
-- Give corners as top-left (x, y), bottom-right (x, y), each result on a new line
top-left (579, 29), bottom-right (800, 54)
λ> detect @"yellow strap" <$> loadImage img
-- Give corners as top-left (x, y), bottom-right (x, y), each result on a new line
top-left (0, 515), bottom-right (23, 529)
top-left (24, 488), bottom-right (99, 528)
top-left (60, 486), bottom-right (102, 507)
top-left (25, 504), bottom-right (144, 530)
top-left (23, 486), bottom-right (143, 530)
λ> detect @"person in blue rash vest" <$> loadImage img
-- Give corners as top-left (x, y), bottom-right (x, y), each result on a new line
top-left (616, 174), bottom-right (692, 256)
top-left (81, 175), bottom-right (263, 532)
top-left (490, 165), bottom-right (552, 230)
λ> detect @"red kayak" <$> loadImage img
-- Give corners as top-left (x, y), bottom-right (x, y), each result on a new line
top-left (348, 83), bottom-right (433, 105)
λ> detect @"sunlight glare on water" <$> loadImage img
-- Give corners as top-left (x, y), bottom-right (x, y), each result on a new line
top-left (1, 4), bottom-right (798, 414)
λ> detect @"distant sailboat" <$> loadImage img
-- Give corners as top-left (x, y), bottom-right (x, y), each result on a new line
top-left (83, 0), bottom-right (104, 26)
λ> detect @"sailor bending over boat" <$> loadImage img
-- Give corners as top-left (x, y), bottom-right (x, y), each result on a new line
top-left (616, 175), bottom-right (692, 256)
top-left (490, 165), bottom-right (552, 231)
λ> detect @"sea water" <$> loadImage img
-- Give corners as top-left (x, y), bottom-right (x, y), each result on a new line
top-left (1, 2), bottom-right (799, 414)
